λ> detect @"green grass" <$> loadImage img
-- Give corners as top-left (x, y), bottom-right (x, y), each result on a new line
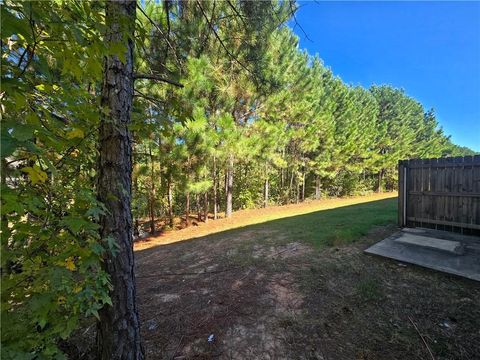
top-left (355, 278), bottom-right (384, 301)
top-left (249, 198), bottom-right (397, 249)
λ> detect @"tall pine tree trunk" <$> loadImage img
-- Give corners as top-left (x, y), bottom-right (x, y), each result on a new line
top-left (148, 145), bottom-right (155, 234)
top-left (203, 191), bottom-right (209, 223)
top-left (301, 169), bottom-right (305, 202)
top-left (132, 139), bottom-right (140, 237)
top-left (196, 194), bottom-right (201, 221)
top-left (226, 156), bottom-right (233, 218)
top-left (296, 179), bottom-right (300, 204)
top-left (315, 176), bottom-right (321, 200)
top-left (289, 170), bottom-right (295, 203)
top-left (377, 169), bottom-right (384, 193)
top-left (263, 177), bottom-right (269, 208)
top-left (167, 178), bottom-right (174, 227)
top-left (213, 156), bottom-right (218, 220)
top-left (185, 192), bottom-right (190, 226)
top-left (96, 1), bottom-right (143, 359)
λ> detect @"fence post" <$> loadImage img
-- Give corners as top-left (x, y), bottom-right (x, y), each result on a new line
top-left (398, 160), bottom-right (406, 227)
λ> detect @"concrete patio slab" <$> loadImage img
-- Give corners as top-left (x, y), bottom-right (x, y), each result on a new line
top-left (395, 234), bottom-right (465, 255)
top-left (365, 228), bottom-right (480, 281)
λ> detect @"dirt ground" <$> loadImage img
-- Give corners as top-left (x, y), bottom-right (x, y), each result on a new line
top-left (65, 195), bottom-right (479, 359)
top-left (133, 224), bottom-right (480, 360)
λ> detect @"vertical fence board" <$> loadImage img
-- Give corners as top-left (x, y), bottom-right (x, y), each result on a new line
top-left (474, 155), bottom-right (480, 229)
top-left (402, 155), bottom-right (479, 234)
top-left (460, 156), bottom-right (469, 229)
top-left (398, 160), bottom-right (405, 227)
top-left (430, 158), bottom-right (438, 229)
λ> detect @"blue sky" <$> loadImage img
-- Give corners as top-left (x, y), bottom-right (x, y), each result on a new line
top-left (291, 1), bottom-right (480, 151)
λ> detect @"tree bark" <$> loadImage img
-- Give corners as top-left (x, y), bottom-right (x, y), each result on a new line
top-left (315, 176), bottom-right (321, 200)
top-left (213, 156), bottom-right (218, 220)
top-left (185, 192), bottom-right (190, 226)
top-left (196, 194), bottom-right (201, 221)
top-left (263, 178), bottom-right (269, 208)
top-left (167, 178), bottom-right (174, 227)
top-left (296, 180), bottom-right (300, 204)
top-left (377, 169), bottom-right (383, 193)
top-left (132, 141), bottom-right (140, 237)
top-left (203, 191), bottom-right (209, 223)
top-left (301, 169), bottom-right (305, 202)
top-left (149, 144), bottom-right (155, 234)
top-left (96, 1), bottom-right (143, 359)
top-left (225, 156), bottom-right (233, 218)
top-left (289, 170), bottom-right (295, 203)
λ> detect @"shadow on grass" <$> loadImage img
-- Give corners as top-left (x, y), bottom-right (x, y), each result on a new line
top-left (135, 198), bottom-right (398, 260)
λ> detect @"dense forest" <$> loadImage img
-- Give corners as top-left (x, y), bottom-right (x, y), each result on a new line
top-left (1, 0), bottom-right (476, 358)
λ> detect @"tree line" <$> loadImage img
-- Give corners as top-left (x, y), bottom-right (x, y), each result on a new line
top-left (1, 1), bottom-right (475, 359)
top-left (130, 3), bottom-right (474, 234)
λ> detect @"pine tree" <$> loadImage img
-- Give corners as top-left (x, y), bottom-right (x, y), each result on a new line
top-left (96, 1), bottom-right (144, 358)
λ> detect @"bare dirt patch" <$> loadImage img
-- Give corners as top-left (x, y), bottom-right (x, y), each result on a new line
top-left (132, 223), bottom-right (479, 359)
top-left (266, 273), bottom-right (304, 314)
top-left (133, 226), bottom-right (312, 359)
top-left (64, 203), bottom-right (479, 359)
top-left (252, 241), bottom-right (311, 259)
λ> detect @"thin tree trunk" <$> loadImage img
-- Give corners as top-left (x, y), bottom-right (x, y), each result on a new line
top-left (289, 170), bottom-right (295, 203)
top-left (203, 191), bottom-right (209, 223)
top-left (149, 145), bottom-right (155, 234)
top-left (167, 178), bottom-right (174, 227)
top-left (132, 142), bottom-right (140, 237)
top-left (185, 192), bottom-right (190, 226)
top-left (296, 179), bottom-right (300, 204)
top-left (315, 176), bottom-right (321, 200)
top-left (264, 177), bottom-right (269, 208)
top-left (301, 168), bottom-right (305, 202)
top-left (226, 155), bottom-right (233, 218)
top-left (377, 169), bottom-right (383, 193)
top-left (213, 156), bottom-right (218, 220)
top-left (196, 194), bottom-right (201, 221)
top-left (96, 1), bottom-right (143, 358)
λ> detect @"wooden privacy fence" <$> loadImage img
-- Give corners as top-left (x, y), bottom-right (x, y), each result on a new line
top-left (398, 155), bottom-right (480, 235)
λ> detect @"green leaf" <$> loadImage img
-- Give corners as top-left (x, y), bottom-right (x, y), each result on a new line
top-left (13, 92), bottom-right (27, 110)
top-left (1, 131), bottom-right (18, 157)
top-left (108, 42), bottom-right (127, 64)
top-left (38, 318), bottom-right (47, 330)
top-left (12, 124), bottom-right (35, 141)
top-left (61, 217), bottom-right (91, 233)
top-left (66, 128), bottom-right (84, 139)
top-left (90, 308), bottom-right (100, 320)
top-left (1, 6), bottom-right (33, 42)
top-left (86, 206), bottom-right (104, 220)
top-left (21, 165), bottom-right (48, 184)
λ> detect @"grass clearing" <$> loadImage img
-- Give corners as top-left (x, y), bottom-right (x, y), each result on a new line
top-left (244, 197), bottom-right (397, 249)
top-left (135, 192), bottom-right (397, 250)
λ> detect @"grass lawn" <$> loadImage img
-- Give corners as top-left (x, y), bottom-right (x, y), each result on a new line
top-left (134, 192), bottom-right (397, 249)
top-left (246, 197), bottom-right (397, 249)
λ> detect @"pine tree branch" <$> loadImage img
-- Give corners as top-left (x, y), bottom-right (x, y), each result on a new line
top-left (195, 0), bottom-right (253, 76)
top-left (134, 89), bottom-right (167, 106)
top-left (133, 73), bottom-right (184, 88)
top-left (288, 1), bottom-right (312, 43)
top-left (136, 3), bottom-right (180, 67)
top-left (225, 0), bottom-right (247, 29)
